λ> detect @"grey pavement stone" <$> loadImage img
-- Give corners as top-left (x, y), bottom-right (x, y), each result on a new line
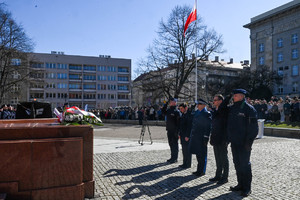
top-left (86, 124), bottom-right (300, 200)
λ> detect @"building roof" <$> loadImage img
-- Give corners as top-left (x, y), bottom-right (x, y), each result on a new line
top-left (244, 0), bottom-right (300, 28)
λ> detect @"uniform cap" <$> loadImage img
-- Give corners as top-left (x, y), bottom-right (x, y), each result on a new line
top-left (233, 89), bottom-right (247, 95)
top-left (195, 98), bottom-right (208, 105)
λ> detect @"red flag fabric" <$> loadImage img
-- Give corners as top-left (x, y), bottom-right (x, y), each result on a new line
top-left (184, 1), bottom-right (197, 36)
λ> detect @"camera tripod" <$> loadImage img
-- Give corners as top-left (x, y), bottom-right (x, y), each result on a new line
top-left (138, 119), bottom-right (153, 145)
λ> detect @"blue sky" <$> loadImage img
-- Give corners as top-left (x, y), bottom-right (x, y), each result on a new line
top-left (4, 0), bottom-right (292, 77)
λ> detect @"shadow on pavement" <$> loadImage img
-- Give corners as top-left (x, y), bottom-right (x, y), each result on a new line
top-left (103, 162), bottom-right (168, 177)
top-left (122, 174), bottom-right (198, 199)
top-left (116, 166), bottom-right (185, 185)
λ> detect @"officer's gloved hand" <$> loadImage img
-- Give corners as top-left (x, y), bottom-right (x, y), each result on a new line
top-left (203, 137), bottom-right (209, 146)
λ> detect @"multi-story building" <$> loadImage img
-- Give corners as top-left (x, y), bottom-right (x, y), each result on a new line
top-left (133, 57), bottom-right (247, 106)
top-left (244, 0), bottom-right (300, 97)
top-left (28, 52), bottom-right (131, 109)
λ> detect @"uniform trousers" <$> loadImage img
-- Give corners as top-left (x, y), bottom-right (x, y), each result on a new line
top-left (231, 144), bottom-right (252, 191)
top-left (213, 143), bottom-right (229, 179)
top-left (195, 144), bottom-right (207, 174)
top-left (180, 138), bottom-right (191, 167)
top-left (167, 131), bottom-right (178, 161)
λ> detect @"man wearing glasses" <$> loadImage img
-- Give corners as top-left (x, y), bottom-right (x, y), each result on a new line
top-left (209, 94), bottom-right (230, 184)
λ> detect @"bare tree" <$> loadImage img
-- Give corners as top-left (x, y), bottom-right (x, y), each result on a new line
top-left (0, 4), bottom-right (34, 104)
top-left (136, 5), bottom-right (224, 102)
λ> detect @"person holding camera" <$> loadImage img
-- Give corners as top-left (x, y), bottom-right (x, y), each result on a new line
top-left (189, 98), bottom-right (212, 177)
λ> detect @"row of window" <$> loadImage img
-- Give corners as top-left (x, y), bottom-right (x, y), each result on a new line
top-left (31, 83), bottom-right (129, 91)
top-left (30, 93), bottom-right (126, 100)
top-left (258, 49), bottom-right (299, 65)
top-left (277, 82), bottom-right (299, 94)
top-left (40, 73), bottom-right (128, 81)
top-left (258, 33), bottom-right (298, 53)
top-left (278, 65), bottom-right (299, 76)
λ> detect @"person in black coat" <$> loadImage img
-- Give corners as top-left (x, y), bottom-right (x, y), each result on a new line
top-left (227, 89), bottom-right (258, 197)
top-left (162, 97), bottom-right (180, 163)
top-left (209, 94), bottom-right (230, 184)
top-left (178, 103), bottom-right (193, 168)
top-left (189, 98), bottom-right (212, 177)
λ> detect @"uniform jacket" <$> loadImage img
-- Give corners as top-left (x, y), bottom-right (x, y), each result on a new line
top-left (179, 110), bottom-right (193, 143)
top-left (227, 100), bottom-right (258, 146)
top-left (162, 104), bottom-right (180, 134)
top-left (189, 107), bottom-right (212, 154)
top-left (210, 96), bottom-right (230, 146)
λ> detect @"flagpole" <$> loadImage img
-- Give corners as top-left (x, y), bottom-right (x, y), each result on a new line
top-left (195, 0), bottom-right (197, 102)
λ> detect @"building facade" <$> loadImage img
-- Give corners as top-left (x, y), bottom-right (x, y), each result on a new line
top-left (28, 52), bottom-right (131, 109)
top-left (244, 0), bottom-right (300, 97)
top-left (133, 57), bottom-right (246, 106)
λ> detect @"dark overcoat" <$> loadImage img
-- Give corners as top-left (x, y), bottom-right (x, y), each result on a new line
top-left (189, 107), bottom-right (212, 154)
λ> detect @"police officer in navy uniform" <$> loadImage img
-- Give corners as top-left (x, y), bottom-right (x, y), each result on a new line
top-left (227, 89), bottom-right (258, 197)
top-left (178, 103), bottom-right (193, 168)
top-left (189, 98), bottom-right (212, 176)
top-left (162, 97), bottom-right (180, 163)
top-left (209, 94), bottom-right (230, 184)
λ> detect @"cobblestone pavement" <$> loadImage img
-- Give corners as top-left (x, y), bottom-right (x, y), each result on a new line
top-left (88, 124), bottom-right (300, 200)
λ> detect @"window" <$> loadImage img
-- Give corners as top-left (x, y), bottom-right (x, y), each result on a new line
top-left (277, 38), bottom-right (283, 48)
top-left (292, 33), bottom-right (298, 44)
top-left (46, 73), bottom-right (56, 79)
top-left (11, 59), bottom-right (21, 66)
top-left (292, 65), bottom-right (299, 76)
top-left (292, 49), bottom-right (298, 59)
top-left (83, 84), bottom-right (96, 90)
top-left (292, 82), bottom-right (298, 92)
top-left (278, 85), bottom-right (283, 94)
top-left (57, 63), bottom-right (68, 69)
top-left (83, 75), bottom-right (96, 80)
top-left (57, 83), bottom-right (67, 89)
top-left (259, 56), bottom-right (265, 65)
top-left (98, 75), bottom-right (107, 81)
top-left (97, 84), bottom-right (106, 90)
top-left (108, 94), bottom-right (115, 99)
top-left (107, 66), bottom-right (116, 72)
top-left (258, 43), bottom-right (264, 52)
top-left (69, 74), bottom-right (81, 80)
top-left (118, 85), bottom-right (129, 90)
top-left (69, 64), bottom-right (82, 70)
top-left (84, 93), bottom-right (96, 99)
top-left (97, 66), bottom-right (106, 71)
top-left (11, 84), bottom-right (21, 92)
top-left (83, 65), bottom-right (96, 71)
top-left (278, 67), bottom-right (284, 76)
top-left (46, 63), bottom-right (56, 69)
top-left (118, 94), bottom-right (128, 99)
top-left (30, 93), bottom-right (44, 99)
top-left (12, 71), bottom-right (21, 79)
top-left (69, 93), bottom-right (81, 99)
top-left (57, 73), bottom-right (67, 79)
top-left (46, 83), bottom-right (56, 88)
top-left (30, 83), bottom-right (44, 88)
top-left (11, 97), bottom-right (19, 104)
top-left (30, 72), bottom-right (44, 79)
top-left (107, 76), bottom-right (116, 81)
top-left (118, 67), bottom-right (129, 73)
top-left (107, 85), bottom-right (116, 90)
top-left (277, 53), bottom-right (283, 62)
top-left (98, 94), bottom-right (106, 99)
top-left (69, 84), bottom-right (81, 89)
top-left (118, 76), bottom-right (129, 81)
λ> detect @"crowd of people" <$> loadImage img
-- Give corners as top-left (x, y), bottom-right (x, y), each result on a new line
top-left (86, 95), bottom-right (300, 123)
top-left (0, 104), bottom-right (16, 119)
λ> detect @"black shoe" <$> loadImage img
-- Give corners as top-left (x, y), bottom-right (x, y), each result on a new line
top-left (168, 159), bottom-right (177, 164)
top-left (217, 179), bottom-right (228, 185)
top-left (229, 185), bottom-right (243, 191)
top-left (209, 177), bottom-right (221, 182)
top-left (241, 190), bottom-right (251, 197)
top-left (192, 172), bottom-right (205, 177)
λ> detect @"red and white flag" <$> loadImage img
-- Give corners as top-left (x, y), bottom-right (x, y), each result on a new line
top-left (184, 0), bottom-right (197, 36)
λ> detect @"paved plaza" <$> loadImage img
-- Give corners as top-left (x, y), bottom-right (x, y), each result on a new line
top-left (88, 124), bottom-right (300, 200)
